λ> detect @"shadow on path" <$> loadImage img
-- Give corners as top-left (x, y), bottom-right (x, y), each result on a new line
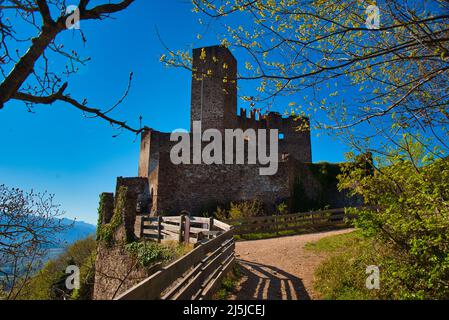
top-left (233, 260), bottom-right (311, 300)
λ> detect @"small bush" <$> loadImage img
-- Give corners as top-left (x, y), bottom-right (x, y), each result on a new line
top-left (214, 200), bottom-right (265, 220)
top-left (125, 241), bottom-right (191, 267)
top-left (214, 264), bottom-right (242, 300)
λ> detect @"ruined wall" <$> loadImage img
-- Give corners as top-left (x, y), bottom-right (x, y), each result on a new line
top-left (154, 149), bottom-right (290, 215)
top-left (190, 45), bottom-right (237, 133)
top-left (236, 111), bottom-right (312, 163)
top-left (93, 180), bottom-right (156, 300)
top-left (287, 160), bottom-right (361, 212)
top-left (190, 46), bottom-right (312, 163)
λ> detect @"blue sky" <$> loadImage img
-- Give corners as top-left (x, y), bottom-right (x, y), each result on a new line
top-left (0, 0), bottom-right (350, 225)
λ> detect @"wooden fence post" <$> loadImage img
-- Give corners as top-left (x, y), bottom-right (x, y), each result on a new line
top-left (208, 217), bottom-right (214, 239)
top-left (140, 215), bottom-right (145, 239)
top-left (184, 216), bottom-right (190, 244)
top-left (276, 215), bottom-right (280, 236)
top-left (179, 215), bottom-right (186, 243)
top-left (157, 216), bottom-right (162, 243)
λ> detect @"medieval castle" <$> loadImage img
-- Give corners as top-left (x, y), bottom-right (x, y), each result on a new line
top-left (111, 45), bottom-right (354, 218)
top-left (93, 45), bottom-right (358, 299)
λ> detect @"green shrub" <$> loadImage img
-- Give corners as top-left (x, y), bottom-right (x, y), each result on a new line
top-left (125, 241), bottom-right (190, 267)
top-left (214, 264), bottom-right (242, 300)
top-left (97, 186), bottom-right (127, 246)
top-left (215, 200), bottom-right (265, 220)
top-left (338, 136), bottom-right (449, 299)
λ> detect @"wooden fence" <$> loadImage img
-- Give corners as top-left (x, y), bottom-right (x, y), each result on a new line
top-left (116, 228), bottom-right (235, 300)
top-left (227, 208), bottom-right (357, 236)
top-left (119, 208), bottom-right (356, 300)
top-left (140, 215), bottom-right (231, 244)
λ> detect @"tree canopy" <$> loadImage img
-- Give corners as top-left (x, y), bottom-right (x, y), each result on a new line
top-left (162, 0), bottom-right (449, 156)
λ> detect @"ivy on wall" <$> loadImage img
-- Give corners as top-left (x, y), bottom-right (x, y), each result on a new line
top-left (308, 162), bottom-right (341, 189)
top-left (96, 193), bottom-right (108, 241)
top-left (291, 162), bottom-right (342, 212)
top-left (97, 186), bottom-right (128, 246)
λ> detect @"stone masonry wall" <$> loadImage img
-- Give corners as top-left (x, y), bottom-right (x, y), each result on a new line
top-left (93, 181), bottom-right (156, 300)
top-left (137, 128), bottom-right (350, 215)
top-left (236, 111), bottom-right (312, 163)
top-left (190, 45), bottom-right (238, 133)
top-left (155, 149), bottom-right (291, 215)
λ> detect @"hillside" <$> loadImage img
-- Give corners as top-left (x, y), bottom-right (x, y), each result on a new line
top-left (0, 218), bottom-right (96, 276)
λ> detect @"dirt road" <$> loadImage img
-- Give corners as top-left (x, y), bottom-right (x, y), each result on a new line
top-left (231, 229), bottom-right (354, 300)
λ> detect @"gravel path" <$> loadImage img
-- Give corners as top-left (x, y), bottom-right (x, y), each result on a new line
top-left (231, 229), bottom-right (355, 300)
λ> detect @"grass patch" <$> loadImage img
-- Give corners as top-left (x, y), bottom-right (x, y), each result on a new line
top-left (234, 229), bottom-right (300, 241)
top-left (306, 231), bottom-right (383, 300)
top-left (234, 225), bottom-right (349, 241)
top-left (214, 264), bottom-right (243, 300)
top-left (305, 230), bottom-right (362, 253)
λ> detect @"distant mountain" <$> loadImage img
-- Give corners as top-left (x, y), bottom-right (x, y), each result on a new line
top-left (56, 218), bottom-right (96, 246)
top-left (1, 218), bottom-right (96, 277)
top-left (0, 216), bottom-right (96, 247)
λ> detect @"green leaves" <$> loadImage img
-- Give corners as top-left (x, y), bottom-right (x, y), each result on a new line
top-left (125, 241), bottom-right (186, 267)
top-left (125, 242), bottom-right (170, 266)
top-left (97, 186), bottom-right (127, 246)
top-left (339, 136), bottom-right (449, 299)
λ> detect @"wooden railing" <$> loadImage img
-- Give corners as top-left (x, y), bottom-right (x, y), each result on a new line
top-left (116, 227), bottom-right (235, 300)
top-left (227, 208), bottom-right (357, 236)
top-left (120, 208), bottom-right (356, 300)
top-left (140, 215), bottom-right (231, 244)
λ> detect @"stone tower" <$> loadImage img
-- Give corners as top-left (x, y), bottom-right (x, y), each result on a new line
top-left (190, 45), bottom-right (237, 133)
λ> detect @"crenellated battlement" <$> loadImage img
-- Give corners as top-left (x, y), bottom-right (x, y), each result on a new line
top-left (236, 109), bottom-right (308, 129)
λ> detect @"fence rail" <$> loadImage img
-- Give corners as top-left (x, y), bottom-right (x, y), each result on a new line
top-left (121, 208), bottom-right (357, 300)
top-left (227, 208), bottom-right (357, 236)
top-left (116, 228), bottom-right (234, 300)
top-left (141, 215), bottom-right (229, 244)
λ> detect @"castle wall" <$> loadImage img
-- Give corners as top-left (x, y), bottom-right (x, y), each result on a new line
top-left (286, 160), bottom-right (362, 211)
top-left (93, 184), bottom-right (155, 300)
top-left (133, 45), bottom-right (349, 217)
top-left (94, 243), bottom-right (155, 300)
top-left (155, 150), bottom-right (291, 215)
top-left (236, 111), bottom-right (312, 163)
top-left (190, 46), bottom-right (237, 133)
